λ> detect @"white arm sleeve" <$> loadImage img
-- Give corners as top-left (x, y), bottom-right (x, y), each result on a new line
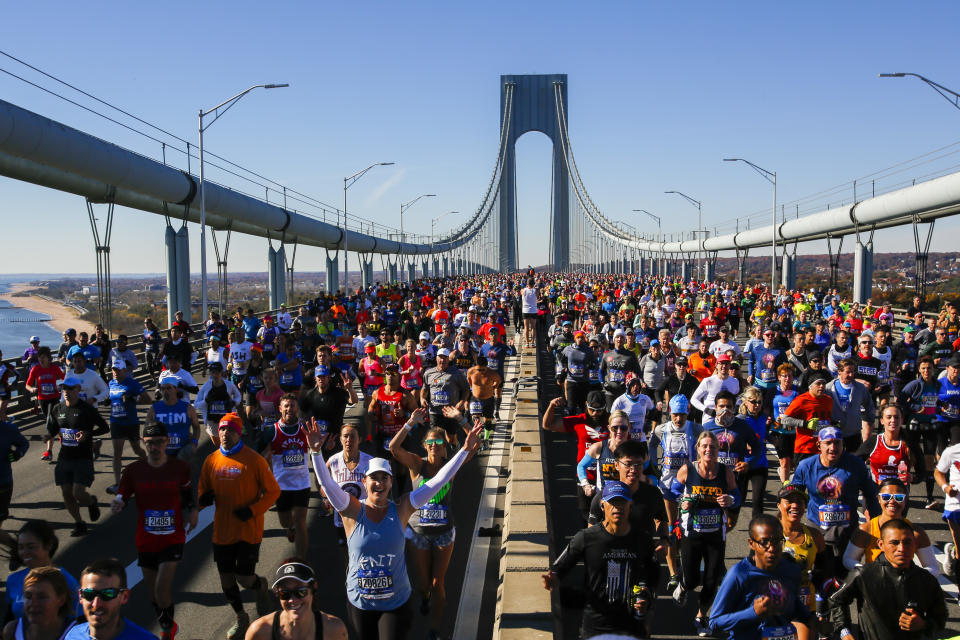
top-left (690, 380), bottom-right (708, 412)
top-left (915, 545), bottom-right (940, 577)
top-left (409, 447), bottom-right (470, 509)
top-left (310, 453), bottom-right (351, 513)
top-left (842, 540), bottom-right (864, 571)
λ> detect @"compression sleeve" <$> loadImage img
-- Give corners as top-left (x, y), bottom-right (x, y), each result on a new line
top-left (409, 447), bottom-right (470, 509)
top-left (842, 540), bottom-right (864, 571)
top-left (916, 545), bottom-right (940, 577)
top-left (310, 452), bottom-right (351, 513)
top-left (577, 453), bottom-right (597, 485)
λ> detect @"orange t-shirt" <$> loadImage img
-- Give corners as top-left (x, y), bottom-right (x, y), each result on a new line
top-left (688, 353), bottom-right (716, 382)
top-left (784, 393), bottom-right (833, 454)
top-left (199, 445), bottom-right (281, 545)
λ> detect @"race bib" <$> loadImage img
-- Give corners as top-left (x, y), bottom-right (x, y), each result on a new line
top-left (418, 504), bottom-right (449, 526)
top-left (110, 402), bottom-right (127, 418)
top-left (60, 428), bottom-right (80, 447)
top-left (761, 369), bottom-right (776, 382)
top-left (568, 364), bottom-right (584, 376)
top-left (469, 400), bottom-right (483, 415)
top-left (761, 623), bottom-right (798, 640)
top-left (487, 359), bottom-right (499, 370)
top-left (432, 390), bottom-right (450, 406)
top-left (664, 453), bottom-right (686, 470)
top-left (607, 368), bottom-right (625, 382)
top-left (315, 419), bottom-right (328, 434)
top-left (280, 372), bottom-right (294, 385)
top-left (589, 369), bottom-right (600, 382)
top-left (167, 432), bottom-right (183, 449)
top-left (944, 404), bottom-right (960, 418)
top-left (282, 450), bottom-right (305, 468)
top-left (817, 503), bottom-right (850, 527)
top-left (921, 393), bottom-right (937, 410)
top-left (209, 401), bottom-right (226, 415)
top-left (717, 453), bottom-right (739, 468)
top-left (381, 354), bottom-right (394, 365)
top-left (144, 509), bottom-right (175, 535)
top-left (248, 376), bottom-right (262, 389)
top-left (356, 568), bottom-right (395, 600)
top-left (692, 507), bottom-right (723, 532)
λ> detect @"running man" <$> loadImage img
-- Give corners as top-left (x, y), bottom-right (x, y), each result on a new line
top-left (465, 357), bottom-right (501, 446)
top-left (264, 395), bottom-right (312, 559)
top-left (110, 423), bottom-right (197, 639)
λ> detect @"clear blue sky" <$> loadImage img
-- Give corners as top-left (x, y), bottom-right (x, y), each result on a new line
top-left (1, 1), bottom-right (959, 273)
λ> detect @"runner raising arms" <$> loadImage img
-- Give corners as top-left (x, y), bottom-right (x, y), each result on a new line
top-left (110, 423), bottom-right (197, 639)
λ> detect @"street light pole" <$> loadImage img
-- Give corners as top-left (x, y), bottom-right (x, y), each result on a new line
top-left (199, 83), bottom-right (288, 323)
top-left (634, 209), bottom-right (661, 278)
top-left (723, 158), bottom-right (777, 292)
top-left (400, 194), bottom-right (436, 242)
top-left (879, 72), bottom-right (960, 111)
top-left (664, 191), bottom-right (702, 280)
top-left (342, 162), bottom-right (395, 293)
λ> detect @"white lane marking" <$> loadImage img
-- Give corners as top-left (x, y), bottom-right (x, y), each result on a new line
top-left (452, 352), bottom-right (518, 639)
top-left (125, 506), bottom-right (215, 589)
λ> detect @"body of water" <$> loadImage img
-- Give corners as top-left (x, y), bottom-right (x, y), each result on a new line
top-left (0, 277), bottom-right (73, 358)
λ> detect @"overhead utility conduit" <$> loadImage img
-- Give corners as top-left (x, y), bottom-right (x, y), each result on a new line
top-left (0, 98), bottom-right (473, 256)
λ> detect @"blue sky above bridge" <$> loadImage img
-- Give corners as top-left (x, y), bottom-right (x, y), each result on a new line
top-left (1, 1), bottom-right (958, 272)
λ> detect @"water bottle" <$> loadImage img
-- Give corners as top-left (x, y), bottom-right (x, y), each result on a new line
top-left (898, 460), bottom-right (910, 483)
top-left (631, 583), bottom-right (649, 621)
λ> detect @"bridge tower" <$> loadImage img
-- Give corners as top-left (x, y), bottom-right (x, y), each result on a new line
top-left (498, 74), bottom-right (570, 272)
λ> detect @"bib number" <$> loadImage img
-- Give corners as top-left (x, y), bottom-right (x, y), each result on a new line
top-left (356, 568), bottom-right (395, 600)
top-left (61, 428), bottom-right (80, 447)
top-left (761, 624), bottom-right (797, 640)
top-left (568, 364), bottom-right (583, 376)
top-left (692, 507), bottom-right (722, 533)
top-left (432, 390), bottom-right (449, 406)
top-left (40, 383), bottom-right (55, 395)
top-left (282, 450), bottom-right (305, 468)
top-left (110, 402), bottom-right (127, 418)
top-left (608, 369), bottom-right (625, 382)
top-left (817, 503), bottom-right (850, 527)
top-left (145, 509), bottom-right (175, 535)
top-left (418, 504), bottom-right (448, 526)
top-left (469, 400), bottom-right (483, 415)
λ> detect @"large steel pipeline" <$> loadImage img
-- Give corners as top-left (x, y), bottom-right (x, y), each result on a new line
top-left (0, 99), bottom-right (469, 255)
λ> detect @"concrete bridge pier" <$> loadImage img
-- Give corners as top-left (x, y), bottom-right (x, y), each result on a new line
top-left (325, 254), bottom-right (339, 293)
top-left (704, 256), bottom-right (716, 283)
top-left (175, 225), bottom-right (191, 322)
top-left (681, 261), bottom-right (691, 282)
top-left (442, 256), bottom-right (449, 277)
top-left (781, 252), bottom-right (797, 292)
top-left (433, 257), bottom-right (440, 278)
top-left (421, 259), bottom-right (429, 280)
top-left (408, 262), bottom-right (416, 283)
top-left (165, 225), bottom-right (179, 327)
top-left (388, 261), bottom-right (398, 283)
top-left (853, 240), bottom-right (873, 303)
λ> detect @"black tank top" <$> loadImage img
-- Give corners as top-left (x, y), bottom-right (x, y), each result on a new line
top-left (681, 461), bottom-right (728, 535)
top-left (206, 382), bottom-right (234, 420)
top-left (271, 610), bottom-right (325, 639)
top-left (595, 440), bottom-right (618, 489)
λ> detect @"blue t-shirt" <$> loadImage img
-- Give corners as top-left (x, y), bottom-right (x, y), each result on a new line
top-left (67, 344), bottom-right (101, 363)
top-left (65, 619), bottom-right (157, 640)
top-left (241, 317), bottom-right (261, 342)
top-left (151, 399), bottom-right (192, 453)
top-left (938, 376), bottom-right (960, 422)
top-left (6, 566), bottom-right (79, 620)
top-left (109, 377), bottom-right (144, 426)
top-left (274, 352), bottom-right (303, 388)
top-left (792, 452), bottom-right (879, 529)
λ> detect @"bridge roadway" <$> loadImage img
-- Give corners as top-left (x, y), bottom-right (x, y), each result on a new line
top-left (2, 357), bottom-right (516, 639)
top-left (534, 339), bottom-right (960, 639)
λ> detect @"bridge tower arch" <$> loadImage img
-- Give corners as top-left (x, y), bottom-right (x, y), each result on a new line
top-left (498, 74), bottom-right (570, 273)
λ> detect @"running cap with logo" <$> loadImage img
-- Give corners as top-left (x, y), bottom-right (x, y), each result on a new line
top-left (436, 348), bottom-right (451, 357)
top-left (613, 329), bottom-right (626, 339)
top-left (59, 375), bottom-right (83, 388)
top-left (110, 359), bottom-right (126, 370)
top-left (365, 457), bottom-right (393, 477)
top-left (218, 413), bottom-right (243, 435)
top-left (601, 480), bottom-right (633, 503)
top-left (158, 374), bottom-right (181, 388)
top-left (419, 331), bottom-right (431, 340)
top-left (271, 562), bottom-right (316, 589)
top-left (143, 423), bottom-right (168, 438)
top-left (716, 353), bottom-right (732, 363)
top-left (586, 390), bottom-right (606, 410)
top-left (314, 364), bottom-right (331, 377)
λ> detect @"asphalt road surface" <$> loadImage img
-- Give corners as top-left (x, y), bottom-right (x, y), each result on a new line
top-left (1, 360), bottom-right (516, 640)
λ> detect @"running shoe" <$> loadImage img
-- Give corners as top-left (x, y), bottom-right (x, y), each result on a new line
top-left (226, 612), bottom-right (249, 640)
top-left (88, 501), bottom-right (101, 522)
top-left (254, 576), bottom-right (273, 617)
top-left (105, 485), bottom-right (119, 495)
top-left (160, 622), bottom-right (178, 640)
top-left (70, 522), bottom-right (88, 537)
top-left (667, 574), bottom-right (680, 593)
top-left (943, 543), bottom-right (956, 576)
top-left (40, 451), bottom-right (51, 462)
top-left (671, 583), bottom-right (687, 606)
top-left (925, 498), bottom-right (941, 510)
top-left (695, 616), bottom-right (710, 637)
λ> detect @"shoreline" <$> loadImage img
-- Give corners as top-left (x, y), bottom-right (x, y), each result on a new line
top-left (0, 283), bottom-right (97, 336)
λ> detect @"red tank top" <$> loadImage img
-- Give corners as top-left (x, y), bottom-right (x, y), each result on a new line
top-left (868, 435), bottom-right (906, 485)
top-left (269, 422), bottom-right (308, 456)
top-left (375, 389), bottom-right (406, 436)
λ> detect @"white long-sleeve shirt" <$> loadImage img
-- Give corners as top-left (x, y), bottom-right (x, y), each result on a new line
top-left (194, 379), bottom-right (242, 423)
top-left (690, 374), bottom-right (740, 413)
top-left (74, 367), bottom-right (109, 403)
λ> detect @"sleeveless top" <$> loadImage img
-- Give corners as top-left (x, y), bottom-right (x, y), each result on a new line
top-left (864, 516), bottom-right (913, 564)
top-left (408, 458), bottom-right (454, 535)
top-left (329, 451), bottom-right (371, 528)
top-left (271, 609), bottom-right (325, 639)
top-left (680, 461), bottom-right (728, 537)
top-left (594, 439), bottom-right (618, 489)
top-left (374, 389), bottom-right (406, 450)
top-left (152, 399), bottom-right (192, 453)
top-left (867, 435), bottom-right (907, 485)
top-left (346, 502), bottom-right (411, 611)
top-left (783, 524), bottom-right (818, 610)
top-left (269, 422), bottom-right (311, 491)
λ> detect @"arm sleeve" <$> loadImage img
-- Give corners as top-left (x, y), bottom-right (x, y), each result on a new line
top-left (841, 540), bottom-right (863, 570)
top-left (690, 379), bottom-right (708, 412)
top-left (576, 453), bottom-right (597, 484)
top-left (409, 447), bottom-right (470, 509)
top-left (310, 452), bottom-right (351, 512)
top-left (708, 570), bottom-right (759, 634)
top-left (916, 545), bottom-right (940, 577)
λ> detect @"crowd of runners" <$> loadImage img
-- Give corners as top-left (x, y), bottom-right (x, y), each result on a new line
top-left (0, 271), bottom-right (957, 639)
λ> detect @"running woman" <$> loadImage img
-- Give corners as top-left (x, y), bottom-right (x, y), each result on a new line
top-left (245, 560), bottom-right (348, 640)
top-left (110, 423), bottom-right (196, 639)
top-left (325, 423), bottom-right (372, 547)
top-left (105, 360), bottom-right (150, 495)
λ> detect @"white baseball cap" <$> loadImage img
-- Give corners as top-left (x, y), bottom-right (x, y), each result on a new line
top-left (365, 458), bottom-right (393, 477)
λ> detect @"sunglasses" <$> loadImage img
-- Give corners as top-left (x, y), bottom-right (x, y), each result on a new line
top-left (424, 438), bottom-right (446, 446)
top-left (609, 424), bottom-right (630, 432)
top-left (80, 588), bottom-right (125, 602)
top-left (879, 492), bottom-right (906, 502)
top-left (750, 537), bottom-right (783, 549)
top-left (275, 586), bottom-right (310, 600)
